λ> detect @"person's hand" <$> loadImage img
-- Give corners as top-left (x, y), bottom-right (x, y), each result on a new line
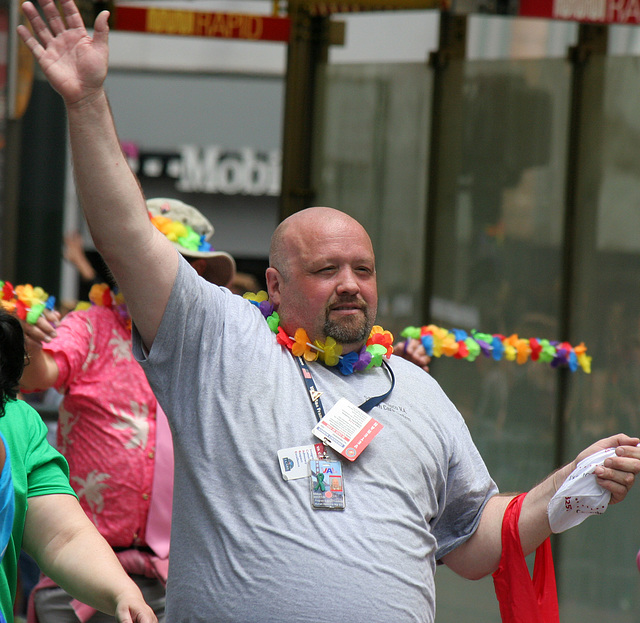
top-left (20, 309), bottom-right (60, 347)
top-left (574, 434), bottom-right (640, 505)
top-left (393, 338), bottom-right (430, 373)
top-left (17, 0), bottom-right (109, 107)
top-left (114, 591), bottom-right (157, 623)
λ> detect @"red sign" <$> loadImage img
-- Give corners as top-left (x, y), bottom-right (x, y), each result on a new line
top-left (519, 0), bottom-right (640, 25)
top-left (114, 6), bottom-right (291, 41)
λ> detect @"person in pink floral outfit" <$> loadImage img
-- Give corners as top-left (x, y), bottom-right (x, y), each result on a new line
top-left (19, 199), bottom-right (235, 623)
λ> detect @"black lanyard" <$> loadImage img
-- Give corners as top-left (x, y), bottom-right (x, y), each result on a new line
top-left (295, 356), bottom-right (395, 421)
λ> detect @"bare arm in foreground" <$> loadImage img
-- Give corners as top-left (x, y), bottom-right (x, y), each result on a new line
top-left (18, 0), bottom-right (176, 349)
top-left (442, 433), bottom-right (640, 579)
top-left (24, 494), bottom-right (157, 622)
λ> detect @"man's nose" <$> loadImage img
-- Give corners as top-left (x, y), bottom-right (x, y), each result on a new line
top-left (336, 268), bottom-right (360, 295)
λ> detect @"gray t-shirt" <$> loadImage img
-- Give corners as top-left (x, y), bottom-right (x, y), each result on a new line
top-left (133, 256), bottom-right (498, 623)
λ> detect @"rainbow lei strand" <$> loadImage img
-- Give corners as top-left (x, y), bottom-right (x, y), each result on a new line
top-left (0, 281), bottom-right (56, 324)
top-left (243, 291), bottom-right (394, 376)
top-left (149, 211), bottom-right (214, 253)
top-left (401, 325), bottom-right (591, 373)
top-left (75, 283), bottom-right (130, 329)
top-left (0, 280), bottom-right (130, 329)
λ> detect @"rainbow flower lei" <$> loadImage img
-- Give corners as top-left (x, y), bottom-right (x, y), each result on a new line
top-left (0, 281), bottom-right (56, 323)
top-left (75, 283), bottom-right (130, 329)
top-left (149, 211), bottom-right (214, 253)
top-left (243, 291), bottom-right (394, 375)
top-left (401, 325), bottom-right (591, 373)
top-left (0, 280), bottom-right (130, 329)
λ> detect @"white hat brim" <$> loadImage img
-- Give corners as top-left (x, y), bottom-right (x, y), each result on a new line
top-left (174, 243), bottom-right (236, 287)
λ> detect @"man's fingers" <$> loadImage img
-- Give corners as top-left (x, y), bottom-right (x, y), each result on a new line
top-left (40, 0), bottom-right (67, 36)
top-left (92, 10), bottom-right (110, 48)
top-left (16, 24), bottom-right (35, 49)
top-left (575, 434), bottom-right (640, 464)
top-left (20, 1), bottom-right (41, 25)
top-left (19, 8), bottom-right (53, 51)
top-left (59, 0), bottom-right (84, 27)
top-left (596, 472), bottom-right (635, 504)
top-left (594, 450), bottom-right (640, 504)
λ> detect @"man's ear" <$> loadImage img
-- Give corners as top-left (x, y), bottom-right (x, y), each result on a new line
top-left (265, 267), bottom-right (281, 306)
top-left (189, 258), bottom-right (208, 277)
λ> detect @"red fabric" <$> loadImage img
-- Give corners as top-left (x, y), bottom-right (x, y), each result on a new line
top-left (492, 493), bottom-right (560, 623)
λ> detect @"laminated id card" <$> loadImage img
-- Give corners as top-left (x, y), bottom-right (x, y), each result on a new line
top-left (312, 397), bottom-right (383, 461)
top-left (309, 459), bottom-right (345, 510)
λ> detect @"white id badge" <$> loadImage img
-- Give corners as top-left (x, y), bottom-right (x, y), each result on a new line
top-left (309, 459), bottom-right (345, 510)
top-left (277, 444), bottom-right (321, 481)
top-left (312, 397), bottom-right (383, 461)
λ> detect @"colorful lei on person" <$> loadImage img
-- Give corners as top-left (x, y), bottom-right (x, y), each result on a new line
top-left (0, 281), bottom-right (56, 323)
top-left (243, 291), bottom-right (394, 376)
top-left (149, 211), bottom-right (214, 253)
top-left (401, 325), bottom-right (591, 373)
top-left (75, 283), bottom-right (130, 329)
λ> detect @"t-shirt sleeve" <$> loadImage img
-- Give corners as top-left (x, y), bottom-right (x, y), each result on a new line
top-left (23, 407), bottom-right (76, 499)
top-left (133, 257), bottom-right (207, 363)
top-left (432, 412), bottom-right (498, 561)
top-left (132, 256), bottom-right (268, 434)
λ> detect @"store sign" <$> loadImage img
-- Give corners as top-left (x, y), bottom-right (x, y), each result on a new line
top-left (114, 6), bottom-right (291, 41)
top-left (519, 0), bottom-right (640, 24)
top-left (124, 144), bottom-right (281, 197)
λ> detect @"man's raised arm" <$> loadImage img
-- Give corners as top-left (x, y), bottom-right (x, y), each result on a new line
top-left (17, 0), bottom-right (178, 349)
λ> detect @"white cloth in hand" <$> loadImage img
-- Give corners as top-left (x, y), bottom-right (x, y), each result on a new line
top-left (547, 448), bottom-right (616, 534)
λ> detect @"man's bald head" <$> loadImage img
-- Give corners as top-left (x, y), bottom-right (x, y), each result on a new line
top-left (269, 207), bottom-right (372, 278)
top-left (265, 207), bottom-right (377, 352)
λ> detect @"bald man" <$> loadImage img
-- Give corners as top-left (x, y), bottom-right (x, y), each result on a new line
top-left (18, 1), bottom-right (640, 622)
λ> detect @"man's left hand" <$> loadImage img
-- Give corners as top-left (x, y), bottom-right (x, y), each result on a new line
top-left (575, 434), bottom-right (640, 504)
top-left (393, 338), bottom-right (430, 373)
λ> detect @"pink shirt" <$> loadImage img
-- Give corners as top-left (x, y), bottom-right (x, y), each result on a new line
top-left (44, 305), bottom-right (157, 548)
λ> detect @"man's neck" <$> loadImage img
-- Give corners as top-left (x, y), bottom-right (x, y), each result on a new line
top-left (340, 342), bottom-right (367, 355)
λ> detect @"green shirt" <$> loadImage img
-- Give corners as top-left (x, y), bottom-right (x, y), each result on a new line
top-left (0, 399), bottom-right (75, 622)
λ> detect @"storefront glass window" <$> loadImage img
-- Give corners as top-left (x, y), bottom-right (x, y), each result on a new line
top-left (312, 62), bottom-right (432, 335)
top-left (431, 56), bottom-right (570, 491)
top-left (312, 14), bottom-right (640, 623)
top-left (561, 54), bottom-right (640, 621)
top-left (427, 55), bottom-right (571, 623)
